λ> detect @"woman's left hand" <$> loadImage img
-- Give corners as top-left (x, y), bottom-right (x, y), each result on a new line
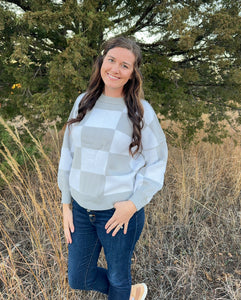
top-left (105, 200), bottom-right (137, 236)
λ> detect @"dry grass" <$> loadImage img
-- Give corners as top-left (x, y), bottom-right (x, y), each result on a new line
top-left (0, 117), bottom-right (240, 300)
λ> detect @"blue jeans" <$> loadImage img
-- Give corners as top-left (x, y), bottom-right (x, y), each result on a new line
top-left (68, 199), bottom-right (145, 300)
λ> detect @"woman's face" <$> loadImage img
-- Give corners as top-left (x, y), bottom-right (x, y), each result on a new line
top-left (100, 47), bottom-right (135, 97)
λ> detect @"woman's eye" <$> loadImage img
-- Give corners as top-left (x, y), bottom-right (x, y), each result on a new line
top-left (108, 58), bottom-right (114, 62)
top-left (122, 64), bottom-right (128, 69)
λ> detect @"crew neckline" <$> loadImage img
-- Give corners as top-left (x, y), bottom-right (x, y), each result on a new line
top-left (98, 93), bottom-right (125, 105)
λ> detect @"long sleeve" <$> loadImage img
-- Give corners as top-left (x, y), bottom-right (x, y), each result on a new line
top-left (57, 94), bottom-right (84, 204)
top-left (129, 101), bottom-right (168, 211)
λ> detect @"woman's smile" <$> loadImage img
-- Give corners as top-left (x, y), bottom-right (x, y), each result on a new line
top-left (107, 73), bottom-right (120, 80)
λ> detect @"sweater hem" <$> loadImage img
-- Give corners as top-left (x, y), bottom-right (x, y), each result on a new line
top-left (70, 189), bottom-right (133, 211)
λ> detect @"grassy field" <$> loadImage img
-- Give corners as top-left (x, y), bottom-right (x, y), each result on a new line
top-left (0, 118), bottom-right (240, 300)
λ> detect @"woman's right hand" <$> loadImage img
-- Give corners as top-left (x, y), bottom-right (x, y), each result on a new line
top-left (63, 203), bottom-right (75, 244)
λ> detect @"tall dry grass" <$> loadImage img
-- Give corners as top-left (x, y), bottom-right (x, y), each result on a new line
top-left (0, 117), bottom-right (240, 300)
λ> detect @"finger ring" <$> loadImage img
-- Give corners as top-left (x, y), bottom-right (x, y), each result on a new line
top-left (117, 224), bottom-right (123, 229)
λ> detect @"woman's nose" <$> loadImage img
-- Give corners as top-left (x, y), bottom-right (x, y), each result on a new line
top-left (111, 63), bottom-right (119, 73)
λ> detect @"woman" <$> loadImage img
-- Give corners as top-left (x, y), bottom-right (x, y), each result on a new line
top-left (58, 36), bottom-right (168, 300)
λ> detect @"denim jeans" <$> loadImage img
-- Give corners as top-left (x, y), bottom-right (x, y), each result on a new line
top-left (68, 199), bottom-right (145, 300)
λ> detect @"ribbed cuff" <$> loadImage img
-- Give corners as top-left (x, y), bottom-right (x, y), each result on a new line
top-left (129, 189), bottom-right (150, 211)
top-left (61, 191), bottom-right (72, 204)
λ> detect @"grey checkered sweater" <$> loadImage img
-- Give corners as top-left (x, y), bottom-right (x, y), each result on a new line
top-left (58, 93), bottom-right (168, 211)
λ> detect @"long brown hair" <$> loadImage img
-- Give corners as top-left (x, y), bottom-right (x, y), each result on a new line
top-left (68, 36), bottom-right (144, 156)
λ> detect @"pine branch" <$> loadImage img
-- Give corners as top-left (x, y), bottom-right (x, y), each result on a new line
top-left (2, 0), bottom-right (32, 11)
top-left (192, 95), bottom-right (241, 111)
top-left (122, 2), bottom-right (160, 36)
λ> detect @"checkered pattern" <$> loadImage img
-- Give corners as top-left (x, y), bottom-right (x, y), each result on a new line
top-left (58, 93), bottom-right (168, 211)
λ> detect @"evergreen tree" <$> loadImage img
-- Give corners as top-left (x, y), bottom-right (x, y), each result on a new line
top-left (0, 0), bottom-right (240, 142)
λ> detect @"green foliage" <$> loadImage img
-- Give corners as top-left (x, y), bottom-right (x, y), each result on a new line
top-left (0, 0), bottom-right (240, 144)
